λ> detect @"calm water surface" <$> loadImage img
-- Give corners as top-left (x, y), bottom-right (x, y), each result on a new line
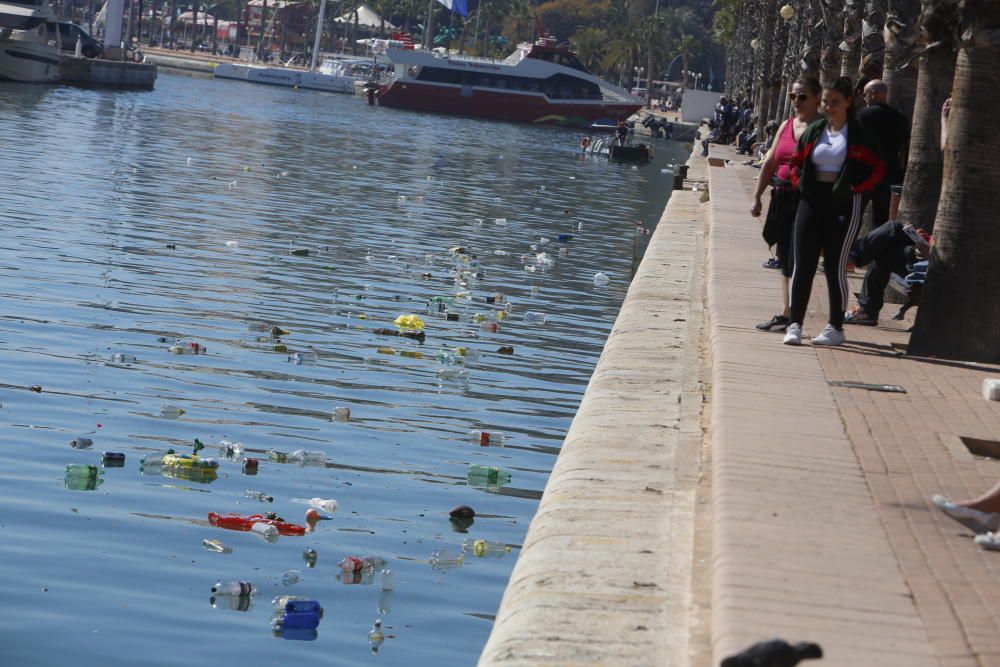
top-left (0, 72), bottom-right (688, 666)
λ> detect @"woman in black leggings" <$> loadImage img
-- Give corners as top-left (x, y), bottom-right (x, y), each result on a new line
top-left (784, 77), bottom-right (886, 346)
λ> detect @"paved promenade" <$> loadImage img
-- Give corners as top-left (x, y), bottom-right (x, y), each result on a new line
top-left (707, 144), bottom-right (1000, 667)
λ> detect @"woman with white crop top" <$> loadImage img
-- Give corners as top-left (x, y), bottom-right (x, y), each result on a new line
top-left (783, 77), bottom-right (886, 346)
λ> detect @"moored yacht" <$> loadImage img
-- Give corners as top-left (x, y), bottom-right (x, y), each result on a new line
top-left (0, 0), bottom-right (60, 82)
top-left (377, 37), bottom-right (642, 128)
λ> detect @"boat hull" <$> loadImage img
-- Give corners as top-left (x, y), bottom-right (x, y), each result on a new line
top-left (377, 81), bottom-right (640, 129)
top-left (214, 63), bottom-right (358, 94)
top-left (0, 40), bottom-right (60, 82)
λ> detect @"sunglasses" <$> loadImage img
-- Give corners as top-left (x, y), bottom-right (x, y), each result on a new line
top-left (789, 93), bottom-right (810, 102)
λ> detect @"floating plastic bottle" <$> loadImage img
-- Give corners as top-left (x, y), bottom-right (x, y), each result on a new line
top-left (160, 405), bottom-right (185, 419)
top-left (162, 453), bottom-right (219, 470)
top-left (272, 595), bottom-right (310, 612)
top-left (168, 342), bottom-right (206, 355)
top-left (467, 464), bottom-right (511, 490)
top-left (302, 548), bottom-right (318, 567)
top-left (111, 353), bottom-right (137, 364)
top-left (593, 272), bottom-right (610, 287)
top-left (429, 549), bottom-right (464, 571)
top-left (139, 449), bottom-right (175, 467)
top-left (203, 539), bottom-right (233, 554)
top-left (71, 437), bottom-right (93, 449)
top-left (379, 569), bottom-right (395, 591)
top-left (252, 522), bottom-right (279, 540)
top-left (436, 350), bottom-right (465, 366)
top-left (462, 539), bottom-right (512, 558)
top-left (281, 570), bottom-right (301, 586)
top-left (291, 497), bottom-right (338, 514)
top-left (288, 351), bottom-right (317, 365)
top-left (245, 490), bottom-right (274, 502)
top-left (218, 439), bottom-right (243, 458)
top-left (339, 556), bottom-right (364, 572)
top-left (368, 619), bottom-right (385, 654)
top-left (268, 449), bottom-right (289, 463)
top-left (332, 406), bottom-right (351, 422)
top-left (242, 458), bottom-right (259, 475)
top-left (102, 452), bottom-right (125, 467)
top-left (212, 581), bottom-right (255, 596)
top-left (523, 311), bottom-right (547, 324)
top-left (469, 430), bottom-right (506, 447)
top-left (289, 450), bottom-right (325, 464)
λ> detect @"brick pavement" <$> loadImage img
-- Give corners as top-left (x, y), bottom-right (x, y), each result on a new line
top-left (709, 144), bottom-right (1000, 667)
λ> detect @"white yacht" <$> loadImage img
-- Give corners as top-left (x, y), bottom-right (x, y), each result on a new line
top-left (214, 57), bottom-right (370, 94)
top-left (0, 0), bottom-right (60, 82)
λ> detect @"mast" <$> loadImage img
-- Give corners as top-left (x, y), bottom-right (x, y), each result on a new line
top-left (423, 0), bottom-right (434, 49)
top-left (309, 0), bottom-right (328, 70)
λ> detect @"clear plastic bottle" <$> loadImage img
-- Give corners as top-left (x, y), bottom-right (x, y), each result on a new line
top-left (339, 556), bottom-right (364, 572)
top-left (139, 450), bottom-right (174, 467)
top-left (160, 405), bottom-right (185, 419)
top-left (71, 437), bottom-right (93, 449)
top-left (281, 570), bottom-right (301, 586)
top-left (462, 538), bottom-right (511, 558)
top-left (111, 353), bottom-right (137, 364)
top-left (302, 548), bottom-right (318, 567)
top-left (245, 490), bottom-right (274, 502)
top-left (523, 311), bottom-right (547, 324)
top-left (212, 580), bottom-right (255, 596)
top-left (429, 549), bottom-right (464, 571)
top-left (219, 439), bottom-right (243, 458)
top-left (202, 539), bottom-right (233, 554)
top-left (289, 450), bottom-right (325, 464)
top-left (368, 619), bottom-right (385, 654)
top-left (379, 569), bottom-right (395, 591)
top-left (469, 430), bottom-right (506, 447)
top-left (288, 351), bottom-right (318, 365)
top-left (251, 523), bottom-right (279, 540)
top-left (292, 497), bottom-right (339, 514)
top-left (436, 350), bottom-right (465, 366)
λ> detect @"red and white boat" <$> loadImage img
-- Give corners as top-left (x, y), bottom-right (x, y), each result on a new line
top-left (376, 37), bottom-right (642, 128)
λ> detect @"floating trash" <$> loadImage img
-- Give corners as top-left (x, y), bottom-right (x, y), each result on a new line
top-left (593, 272), bottom-right (610, 287)
top-left (203, 539), bottom-right (233, 554)
top-left (332, 406), bottom-right (351, 422)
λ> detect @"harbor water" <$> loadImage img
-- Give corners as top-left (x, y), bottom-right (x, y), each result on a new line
top-left (0, 72), bottom-right (690, 665)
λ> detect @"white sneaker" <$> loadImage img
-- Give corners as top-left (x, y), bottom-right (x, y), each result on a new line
top-left (812, 324), bottom-right (846, 346)
top-left (782, 323), bottom-right (802, 345)
top-left (933, 495), bottom-right (1000, 534)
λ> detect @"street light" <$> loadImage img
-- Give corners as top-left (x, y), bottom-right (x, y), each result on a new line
top-left (779, 3), bottom-right (794, 21)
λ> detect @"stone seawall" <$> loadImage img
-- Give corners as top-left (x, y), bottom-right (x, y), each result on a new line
top-left (477, 154), bottom-right (709, 666)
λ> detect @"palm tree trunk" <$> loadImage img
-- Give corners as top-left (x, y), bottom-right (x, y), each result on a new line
top-left (860, 0), bottom-right (886, 78)
top-left (819, 0), bottom-right (844, 85)
top-left (168, 0), bottom-right (176, 47)
top-left (908, 0), bottom-right (1000, 363)
top-left (883, 0), bottom-right (921, 117)
top-left (190, 1), bottom-right (198, 51)
top-left (840, 0), bottom-right (863, 76)
top-left (896, 0), bottom-right (959, 233)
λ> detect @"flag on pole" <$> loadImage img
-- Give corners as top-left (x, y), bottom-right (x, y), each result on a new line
top-left (435, 0), bottom-right (468, 18)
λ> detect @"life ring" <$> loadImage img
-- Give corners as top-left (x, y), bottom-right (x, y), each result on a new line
top-left (579, 136), bottom-right (591, 149)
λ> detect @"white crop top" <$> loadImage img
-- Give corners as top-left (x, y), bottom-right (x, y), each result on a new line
top-left (811, 124), bottom-right (848, 173)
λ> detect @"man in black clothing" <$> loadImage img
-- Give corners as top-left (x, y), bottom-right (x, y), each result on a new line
top-left (844, 220), bottom-right (926, 325)
top-left (856, 80), bottom-right (910, 226)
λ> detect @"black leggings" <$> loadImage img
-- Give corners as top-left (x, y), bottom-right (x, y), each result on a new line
top-left (789, 183), bottom-right (864, 329)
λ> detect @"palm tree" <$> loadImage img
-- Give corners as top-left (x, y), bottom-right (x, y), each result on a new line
top-left (571, 26), bottom-right (607, 73)
top-left (840, 0), bottom-right (863, 76)
top-left (882, 0), bottom-right (921, 116)
top-left (859, 0), bottom-right (886, 77)
top-left (908, 0), bottom-right (1000, 363)
top-left (895, 0), bottom-right (958, 233)
top-left (819, 0), bottom-right (844, 85)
